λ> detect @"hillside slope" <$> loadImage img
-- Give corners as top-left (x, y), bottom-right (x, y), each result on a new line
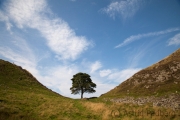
top-left (1, 57), bottom-right (180, 120)
top-left (0, 59), bottom-right (102, 120)
top-left (102, 48), bottom-right (180, 97)
top-left (0, 59), bottom-right (69, 119)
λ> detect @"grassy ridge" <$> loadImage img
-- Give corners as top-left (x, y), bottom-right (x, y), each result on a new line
top-left (102, 48), bottom-right (180, 98)
top-left (1, 59), bottom-right (180, 120)
top-left (0, 59), bottom-right (100, 119)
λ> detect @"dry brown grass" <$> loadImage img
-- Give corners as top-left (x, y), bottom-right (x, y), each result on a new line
top-left (83, 101), bottom-right (112, 119)
top-left (1, 57), bottom-right (180, 120)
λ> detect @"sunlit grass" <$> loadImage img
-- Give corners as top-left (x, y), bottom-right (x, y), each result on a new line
top-left (0, 59), bottom-right (180, 120)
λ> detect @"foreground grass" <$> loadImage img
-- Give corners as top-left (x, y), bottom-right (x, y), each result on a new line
top-left (0, 59), bottom-right (180, 120)
top-left (1, 92), bottom-right (180, 120)
top-left (0, 59), bottom-right (102, 119)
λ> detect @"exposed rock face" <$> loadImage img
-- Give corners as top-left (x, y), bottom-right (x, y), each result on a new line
top-left (103, 48), bottom-right (180, 97)
top-left (102, 49), bottom-right (180, 110)
top-left (131, 61), bottom-right (180, 86)
top-left (107, 94), bottom-right (180, 110)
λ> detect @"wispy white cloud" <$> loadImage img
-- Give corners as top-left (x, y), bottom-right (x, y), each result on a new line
top-left (2, 0), bottom-right (91, 60)
top-left (0, 11), bottom-right (13, 32)
top-left (90, 76), bottom-right (116, 96)
top-left (99, 69), bottom-right (112, 77)
top-left (0, 45), bottom-right (111, 98)
top-left (39, 65), bottom-right (79, 97)
top-left (115, 28), bottom-right (180, 48)
top-left (0, 34), bottom-right (78, 97)
top-left (99, 67), bottom-right (141, 84)
top-left (102, 0), bottom-right (144, 20)
top-left (0, 0), bottom-right (148, 99)
top-left (107, 68), bottom-right (141, 83)
top-left (0, 47), bottom-right (34, 68)
top-left (0, 34), bottom-right (140, 98)
top-left (0, 0), bottom-right (95, 98)
top-left (168, 33), bottom-right (180, 46)
top-left (0, 38), bottom-right (38, 76)
top-left (0, 30), bottom-right (112, 98)
top-left (128, 50), bottom-right (145, 68)
top-left (90, 61), bottom-right (102, 73)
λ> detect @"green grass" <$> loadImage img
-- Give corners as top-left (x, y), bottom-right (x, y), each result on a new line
top-left (0, 59), bottom-right (180, 120)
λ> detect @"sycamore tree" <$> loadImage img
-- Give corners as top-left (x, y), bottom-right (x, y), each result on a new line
top-left (70, 72), bottom-right (96, 99)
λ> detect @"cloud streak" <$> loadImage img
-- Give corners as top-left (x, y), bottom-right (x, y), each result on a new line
top-left (99, 69), bottom-right (112, 77)
top-left (0, 36), bottom-right (38, 76)
top-left (115, 28), bottom-right (180, 48)
top-left (102, 0), bottom-right (144, 20)
top-left (168, 33), bottom-right (180, 46)
top-left (99, 68), bottom-right (141, 83)
top-left (0, 33), bottom-right (141, 98)
top-left (0, 11), bottom-right (12, 32)
top-left (107, 68), bottom-right (141, 83)
top-left (2, 0), bottom-right (91, 60)
top-left (0, 0), bottom-right (106, 98)
top-left (0, 34), bottom-right (79, 98)
top-left (90, 61), bottom-right (102, 73)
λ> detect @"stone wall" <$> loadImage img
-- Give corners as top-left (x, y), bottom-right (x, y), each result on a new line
top-left (105, 94), bottom-right (180, 110)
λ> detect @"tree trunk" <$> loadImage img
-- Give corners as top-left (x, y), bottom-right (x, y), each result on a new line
top-left (81, 92), bottom-right (83, 99)
top-left (81, 88), bottom-right (83, 99)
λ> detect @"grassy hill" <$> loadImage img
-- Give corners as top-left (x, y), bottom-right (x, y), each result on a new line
top-left (101, 48), bottom-right (180, 98)
top-left (0, 59), bottom-right (105, 120)
top-left (1, 48), bottom-right (180, 120)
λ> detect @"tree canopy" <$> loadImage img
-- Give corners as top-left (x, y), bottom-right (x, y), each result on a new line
top-left (70, 72), bottom-right (96, 99)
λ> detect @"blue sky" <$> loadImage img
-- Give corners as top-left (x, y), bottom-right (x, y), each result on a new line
top-left (0, 0), bottom-right (180, 98)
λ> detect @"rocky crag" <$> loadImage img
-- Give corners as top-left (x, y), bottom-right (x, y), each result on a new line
top-left (104, 94), bottom-right (180, 110)
top-left (102, 48), bottom-right (180, 109)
